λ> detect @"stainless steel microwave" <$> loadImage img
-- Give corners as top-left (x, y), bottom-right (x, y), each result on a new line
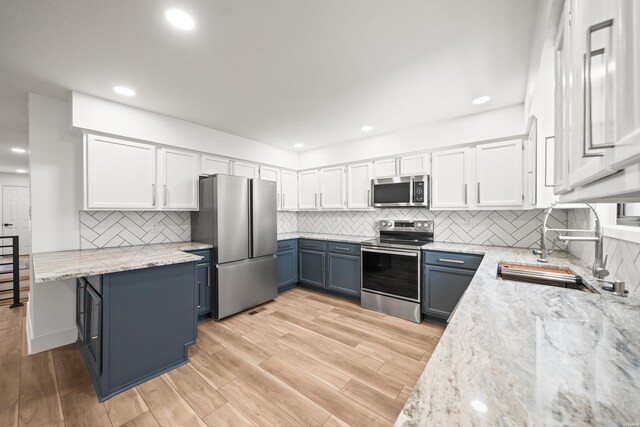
top-left (371, 175), bottom-right (430, 208)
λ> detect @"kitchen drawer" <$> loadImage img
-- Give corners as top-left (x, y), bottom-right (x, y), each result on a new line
top-left (328, 242), bottom-right (361, 256)
top-left (423, 251), bottom-right (483, 271)
top-left (86, 275), bottom-right (102, 294)
top-left (186, 249), bottom-right (211, 264)
top-left (298, 239), bottom-right (327, 251)
top-left (277, 239), bottom-right (298, 252)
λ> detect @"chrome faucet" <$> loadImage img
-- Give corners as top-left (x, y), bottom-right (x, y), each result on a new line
top-left (533, 203), bottom-right (609, 280)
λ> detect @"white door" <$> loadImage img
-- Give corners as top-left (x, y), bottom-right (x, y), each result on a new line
top-left (281, 170), bottom-right (298, 210)
top-left (159, 148), bottom-right (199, 210)
top-left (260, 166), bottom-right (281, 210)
top-left (431, 148), bottom-right (470, 209)
top-left (232, 161), bottom-right (259, 179)
top-left (85, 134), bottom-right (157, 210)
top-left (476, 140), bottom-right (523, 207)
top-left (399, 153), bottom-right (429, 175)
top-left (201, 155), bottom-right (231, 175)
top-left (565, 0), bottom-right (616, 189)
top-left (372, 158), bottom-right (398, 178)
top-left (554, 5), bottom-right (573, 195)
top-left (2, 186), bottom-right (30, 255)
top-left (298, 170), bottom-right (319, 210)
top-left (319, 166), bottom-right (345, 209)
top-left (346, 162), bottom-right (372, 209)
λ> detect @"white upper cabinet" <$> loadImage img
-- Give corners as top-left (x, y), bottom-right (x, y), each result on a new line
top-left (231, 160), bottom-right (259, 178)
top-left (554, 0), bottom-right (640, 201)
top-left (201, 155), bottom-right (231, 175)
top-left (319, 166), bottom-right (345, 209)
top-left (372, 158), bottom-right (398, 178)
top-left (259, 166), bottom-right (281, 210)
top-left (298, 170), bottom-right (319, 210)
top-left (281, 170), bottom-right (298, 210)
top-left (346, 162), bottom-right (373, 209)
top-left (85, 134), bottom-right (157, 210)
top-left (399, 153), bottom-right (430, 175)
top-left (431, 148), bottom-right (470, 209)
top-left (476, 140), bottom-right (523, 207)
top-left (158, 148), bottom-right (199, 210)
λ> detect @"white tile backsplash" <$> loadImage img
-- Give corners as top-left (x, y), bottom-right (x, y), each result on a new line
top-left (278, 208), bottom-right (567, 249)
top-left (80, 211), bottom-right (191, 249)
top-left (567, 209), bottom-right (640, 293)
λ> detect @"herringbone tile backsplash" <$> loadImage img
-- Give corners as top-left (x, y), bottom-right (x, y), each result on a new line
top-left (279, 208), bottom-right (567, 249)
top-left (567, 209), bottom-right (640, 293)
top-left (80, 211), bottom-right (191, 249)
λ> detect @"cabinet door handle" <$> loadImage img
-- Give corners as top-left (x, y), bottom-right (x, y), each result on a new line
top-left (464, 183), bottom-right (467, 205)
top-left (91, 335), bottom-right (99, 340)
top-left (326, 256), bottom-right (330, 272)
top-left (152, 184), bottom-right (156, 206)
top-left (314, 193), bottom-right (317, 208)
top-left (584, 19), bottom-right (615, 155)
top-left (320, 193), bottom-right (324, 207)
top-left (163, 185), bottom-right (168, 206)
top-left (367, 189), bottom-right (371, 207)
top-left (477, 182), bottom-right (480, 204)
top-left (207, 265), bottom-right (211, 287)
top-left (197, 281), bottom-right (201, 308)
top-left (334, 247), bottom-right (351, 252)
top-left (438, 258), bottom-right (464, 264)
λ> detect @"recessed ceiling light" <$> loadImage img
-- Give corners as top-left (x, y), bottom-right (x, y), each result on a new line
top-left (294, 143), bottom-right (304, 148)
top-left (471, 400), bottom-right (488, 413)
top-left (113, 86), bottom-right (136, 97)
top-left (16, 169), bottom-right (26, 174)
top-left (11, 148), bottom-right (26, 153)
top-left (165, 8), bottom-right (195, 31)
top-left (361, 125), bottom-right (373, 132)
top-left (471, 96), bottom-right (491, 105)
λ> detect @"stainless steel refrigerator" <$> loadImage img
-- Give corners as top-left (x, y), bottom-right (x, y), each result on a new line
top-left (192, 174), bottom-right (278, 320)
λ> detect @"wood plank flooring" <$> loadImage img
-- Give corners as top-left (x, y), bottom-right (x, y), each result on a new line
top-left (0, 287), bottom-right (445, 426)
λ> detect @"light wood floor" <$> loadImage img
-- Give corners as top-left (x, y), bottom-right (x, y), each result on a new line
top-left (0, 287), bottom-right (445, 427)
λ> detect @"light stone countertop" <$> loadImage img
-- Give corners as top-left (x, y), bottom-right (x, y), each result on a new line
top-left (32, 242), bottom-right (213, 283)
top-left (277, 232), bottom-right (371, 244)
top-left (396, 242), bottom-right (640, 426)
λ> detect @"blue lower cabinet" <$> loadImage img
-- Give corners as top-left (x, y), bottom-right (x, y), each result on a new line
top-left (277, 240), bottom-right (298, 292)
top-left (422, 264), bottom-right (475, 320)
top-left (196, 263), bottom-right (211, 318)
top-left (277, 252), bottom-right (297, 292)
top-left (327, 253), bottom-right (360, 296)
top-left (185, 250), bottom-right (212, 318)
top-left (298, 249), bottom-right (326, 288)
top-left (77, 262), bottom-right (197, 402)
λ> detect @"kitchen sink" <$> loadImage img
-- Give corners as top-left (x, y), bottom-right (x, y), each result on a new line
top-left (497, 262), bottom-right (597, 293)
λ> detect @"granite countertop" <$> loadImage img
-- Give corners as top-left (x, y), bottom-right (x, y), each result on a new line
top-left (32, 242), bottom-right (213, 283)
top-left (277, 232), bottom-right (371, 244)
top-left (396, 242), bottom-right (640, 426)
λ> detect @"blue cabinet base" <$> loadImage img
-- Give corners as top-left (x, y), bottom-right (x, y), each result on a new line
top-left (77, 262), bottom-right (197, 402)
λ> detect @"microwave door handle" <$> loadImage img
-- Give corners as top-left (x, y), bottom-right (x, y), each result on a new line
top-left (409, 176), bottom-right (414, 205)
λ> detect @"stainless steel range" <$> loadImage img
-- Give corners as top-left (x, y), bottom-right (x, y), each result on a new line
top-left (360, 220), bottom-right (434, 323)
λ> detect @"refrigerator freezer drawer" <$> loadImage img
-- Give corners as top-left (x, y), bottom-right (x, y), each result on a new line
top-left (216, 256), bottom-right (277, 319)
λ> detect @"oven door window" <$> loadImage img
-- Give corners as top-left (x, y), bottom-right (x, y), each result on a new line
top-left (362, 250), bottom-right (419, 301)
top-left (373, 183), bottom-right (410, 204)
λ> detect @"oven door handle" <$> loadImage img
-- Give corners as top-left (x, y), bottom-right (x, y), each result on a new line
top-left (361, 247), bottom-right (418, 257)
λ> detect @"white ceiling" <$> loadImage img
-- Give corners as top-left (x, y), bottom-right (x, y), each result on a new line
top-left (0, 0), bottom-right (538, 169)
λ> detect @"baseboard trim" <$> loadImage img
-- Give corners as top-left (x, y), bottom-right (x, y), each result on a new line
top-left (27, 306), bottom-right (77, 355)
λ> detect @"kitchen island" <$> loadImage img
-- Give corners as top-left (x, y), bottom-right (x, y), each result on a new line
top-left (32, 242), bottom-right (213, 401)
top-left (396, 242), bottom-right (640, 426)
